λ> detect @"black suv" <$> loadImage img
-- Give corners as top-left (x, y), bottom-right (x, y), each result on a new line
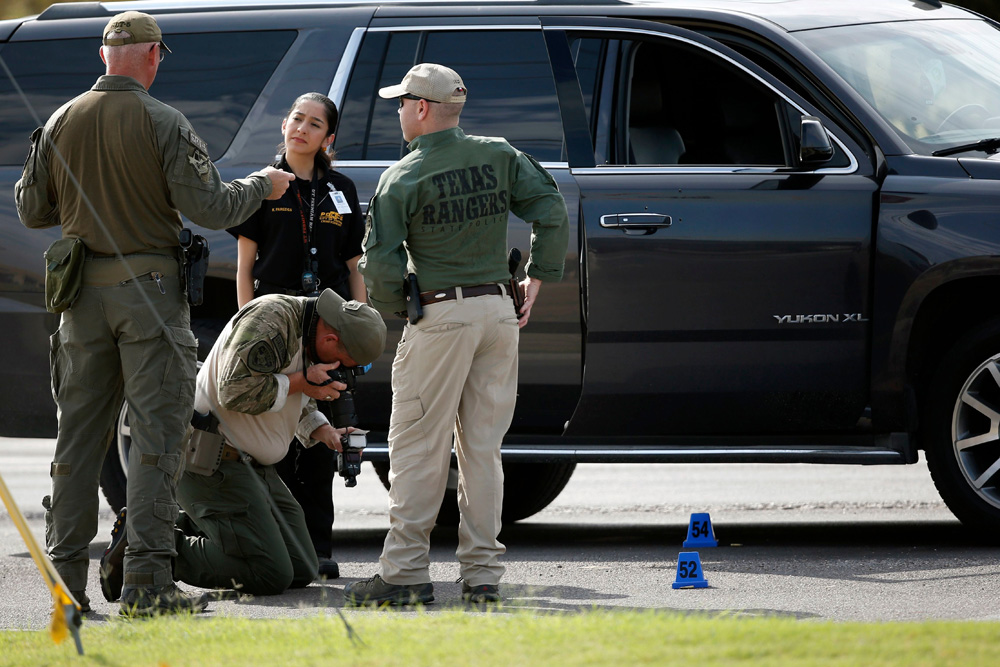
top-left (4, 0), bottom-right (1000, 530)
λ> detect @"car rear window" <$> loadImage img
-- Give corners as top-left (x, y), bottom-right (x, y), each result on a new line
top-left (338, 29), bottom-right (565, 162)
top-left (0, 30), bottom-right (295, 165)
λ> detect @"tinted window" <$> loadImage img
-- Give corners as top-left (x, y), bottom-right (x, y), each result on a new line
top-left (338, 29), bottom-right (564, 162)
top-left (570, 32), bottom-right (854, 169)
top-left (0, 31), bottom-right (295, 165)
top-left (622, 39), bottom-right (788, 166)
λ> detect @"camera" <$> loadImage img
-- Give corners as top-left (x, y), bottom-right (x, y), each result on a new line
top-left (316, 363), bottom-right (371, 487)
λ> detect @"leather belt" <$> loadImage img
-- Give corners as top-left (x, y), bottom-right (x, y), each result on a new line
top-left (419, 283), bottom-right (503, 307)
top-left (221, 443), bottom-right (258, 465)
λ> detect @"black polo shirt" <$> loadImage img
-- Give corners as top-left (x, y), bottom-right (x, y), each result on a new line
top-left (229, 156), bottom-right (364, 298)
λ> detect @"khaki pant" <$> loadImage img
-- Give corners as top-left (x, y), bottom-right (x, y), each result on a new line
top-left (379, 288), bottom-right (519, 586)
top-left (174, 460), bottom-right (318, 595)
top-left (46, 253), bottom-right (195, 590)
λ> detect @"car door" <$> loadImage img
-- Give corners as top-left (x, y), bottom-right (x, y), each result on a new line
top-left (332, 21), bottom-right (583, 436)
top-left (544, 19), bottom-right (879, 437)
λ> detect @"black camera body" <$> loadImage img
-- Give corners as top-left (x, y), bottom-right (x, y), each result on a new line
top-left (316, 363), bottom-right (371, 487)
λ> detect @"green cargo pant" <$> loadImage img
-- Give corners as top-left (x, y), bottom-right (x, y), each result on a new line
top-left (45, 252), bottom-right (196, 591)
top-left (174, 459), bottom-right (318, 595)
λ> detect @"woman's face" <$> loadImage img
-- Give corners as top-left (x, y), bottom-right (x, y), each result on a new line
top-left (282, 100), bottom-right (333, 158)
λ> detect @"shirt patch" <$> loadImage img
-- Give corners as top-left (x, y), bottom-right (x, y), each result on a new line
top-left (320, 210), bottom-right (343, 226)
top-left (180, 127), bottom-right (212, 183)
top-left (246, 339), bottom-right (278, 373)
top-left (270, 332), bottom-right (286, 366)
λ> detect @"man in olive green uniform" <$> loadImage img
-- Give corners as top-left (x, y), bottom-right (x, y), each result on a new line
top-left (172, 290), bottom-right (385, 595)
top-left (348, 63), bottom-right (569, 606)
top-left (14, 11), bottom-right (294, 615)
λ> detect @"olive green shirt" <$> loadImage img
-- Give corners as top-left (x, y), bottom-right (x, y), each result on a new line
top-left (15, 75), bottom-right (272, 254)
top-left (195, 295), bottom-right (328, 465)
top-left (359, 127), bottom-right (569, 314)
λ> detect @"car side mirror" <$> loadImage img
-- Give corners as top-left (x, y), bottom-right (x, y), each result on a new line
top-left (799, 116), bottom-right (834, 166)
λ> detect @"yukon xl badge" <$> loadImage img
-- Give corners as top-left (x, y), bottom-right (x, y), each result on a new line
top-left (774, 313), bottom-right (869, 324)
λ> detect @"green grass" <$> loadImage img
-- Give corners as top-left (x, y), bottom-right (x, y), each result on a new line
top-left (0, 609), bottom-right (995, 667)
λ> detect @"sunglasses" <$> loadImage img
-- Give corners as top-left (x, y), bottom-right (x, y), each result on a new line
top-left (398, 93), bottom-right (438, 108)
top-left (149, 43), bottom-right (165, 63)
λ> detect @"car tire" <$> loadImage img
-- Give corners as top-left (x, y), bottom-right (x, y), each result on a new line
top-left (371, 459), bottom-right (576, 525)
top-left (924, 319), bottom-right (1000, 532)
top-left (99, 319), bottom-right (221, 512)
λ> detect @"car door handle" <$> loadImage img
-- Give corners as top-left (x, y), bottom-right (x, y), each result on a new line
top-left (600, 213), bottom-right (672, 229)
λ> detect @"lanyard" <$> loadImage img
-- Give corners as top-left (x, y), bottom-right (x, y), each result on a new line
top-left (293, 173), bottom-right (319, 271)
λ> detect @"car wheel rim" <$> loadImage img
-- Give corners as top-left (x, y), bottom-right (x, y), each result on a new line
top-left (116, 402), bottom-right (131, 479)
top-left (951, 353), bottom-right (1000, 510)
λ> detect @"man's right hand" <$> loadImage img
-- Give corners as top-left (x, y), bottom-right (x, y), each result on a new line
top-left (261, 166), bottom-right (295, 200)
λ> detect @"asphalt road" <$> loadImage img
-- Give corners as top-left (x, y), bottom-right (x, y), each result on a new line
top-left (2, 436), bottom-right (998, 630)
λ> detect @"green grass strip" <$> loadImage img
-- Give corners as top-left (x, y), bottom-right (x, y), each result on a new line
top-left (0, 609), bottom-right (996, 666)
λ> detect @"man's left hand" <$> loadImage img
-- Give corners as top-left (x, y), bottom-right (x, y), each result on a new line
top-left (311, 424), bottom-right (354, 452)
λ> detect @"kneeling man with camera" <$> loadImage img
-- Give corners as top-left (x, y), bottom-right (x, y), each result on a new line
top-left (102, 289), bottom-right (385, 601)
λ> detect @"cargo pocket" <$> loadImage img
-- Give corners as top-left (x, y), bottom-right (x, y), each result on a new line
top-left (160, 326), bottom-right (198, 403)
top-left (388, 397), bottom-right (427, 459)
top-left (152, 498), bottom-right (181, 549)
top-left (189, 501), bottom-right (267, 559)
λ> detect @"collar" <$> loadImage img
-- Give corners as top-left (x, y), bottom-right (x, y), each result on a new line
top-left (274, 153), bottom-right (329, 182)
top-left (92, 75), bottom-right (147, 92)
top-left (407, 126), bottom-right (466, 152)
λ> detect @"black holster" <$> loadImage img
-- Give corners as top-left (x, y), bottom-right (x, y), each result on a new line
top-left (180, 228), bottom-right (210, 306)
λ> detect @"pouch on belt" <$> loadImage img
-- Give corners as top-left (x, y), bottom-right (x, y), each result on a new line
top-left (43, 237), bottom-right (86, 313)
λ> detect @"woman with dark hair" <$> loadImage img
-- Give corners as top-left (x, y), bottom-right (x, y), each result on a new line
top-left (228, 92), bottom-right (366, 579)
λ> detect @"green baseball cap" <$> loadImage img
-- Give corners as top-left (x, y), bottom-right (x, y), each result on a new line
top-left (316, 289), bottom-right (387, 366)
top-left (103, 11), bottom-right (171, 54)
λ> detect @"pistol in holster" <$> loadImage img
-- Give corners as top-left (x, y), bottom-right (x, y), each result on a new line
top-left (404, 273), bottom-right (423, 324)
top-left (186, 409), bottom-right (225, 476)
top-left (507, 247), bottom-right (525, 318)
top-left (180, 228), bottom-right (210, 306)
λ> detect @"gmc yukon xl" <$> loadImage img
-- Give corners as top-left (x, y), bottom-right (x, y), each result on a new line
top-left (3, 0), bottom-right (1000, 530)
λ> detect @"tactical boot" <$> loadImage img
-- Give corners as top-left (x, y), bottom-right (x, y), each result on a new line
top-left (317, 557), bottom-right (340, 579)
top-left (343, 574), bottom-right (433, 606)
top-left (461, 581), bottom-right (503, 604)
top-left (100, 507), bottom-right (127, 601)
top-left (119, 583), bottom-right (209, 618)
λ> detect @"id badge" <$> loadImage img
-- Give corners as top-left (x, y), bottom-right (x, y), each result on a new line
top-left (328, 185), bottom-right (353, 214)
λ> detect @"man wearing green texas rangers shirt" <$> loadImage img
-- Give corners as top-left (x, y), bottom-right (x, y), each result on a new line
top-left (349, 63), bottom-right (569, 606)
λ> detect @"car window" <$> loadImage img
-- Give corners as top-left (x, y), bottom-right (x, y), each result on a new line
top-left (0, 31), bottom-right (295, 165)
top-left (798, 19), bottom-right (1000, 155)
top-left (570, 32), bottom-right (849, 169)
top-left (338, 29), bottom-right (565, 162)
top-left (625, 38), bottom-right (788, 166)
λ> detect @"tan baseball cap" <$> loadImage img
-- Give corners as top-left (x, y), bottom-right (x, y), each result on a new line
top-left (102, 11), bottom-right (172, 54)
top-left (316, 289), bottom-right (387, 366)
top-left (378, 63), bottom-right (467, 103)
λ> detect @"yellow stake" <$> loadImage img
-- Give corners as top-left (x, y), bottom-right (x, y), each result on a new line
top-left (0, 471), bottom-right (84, 655)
